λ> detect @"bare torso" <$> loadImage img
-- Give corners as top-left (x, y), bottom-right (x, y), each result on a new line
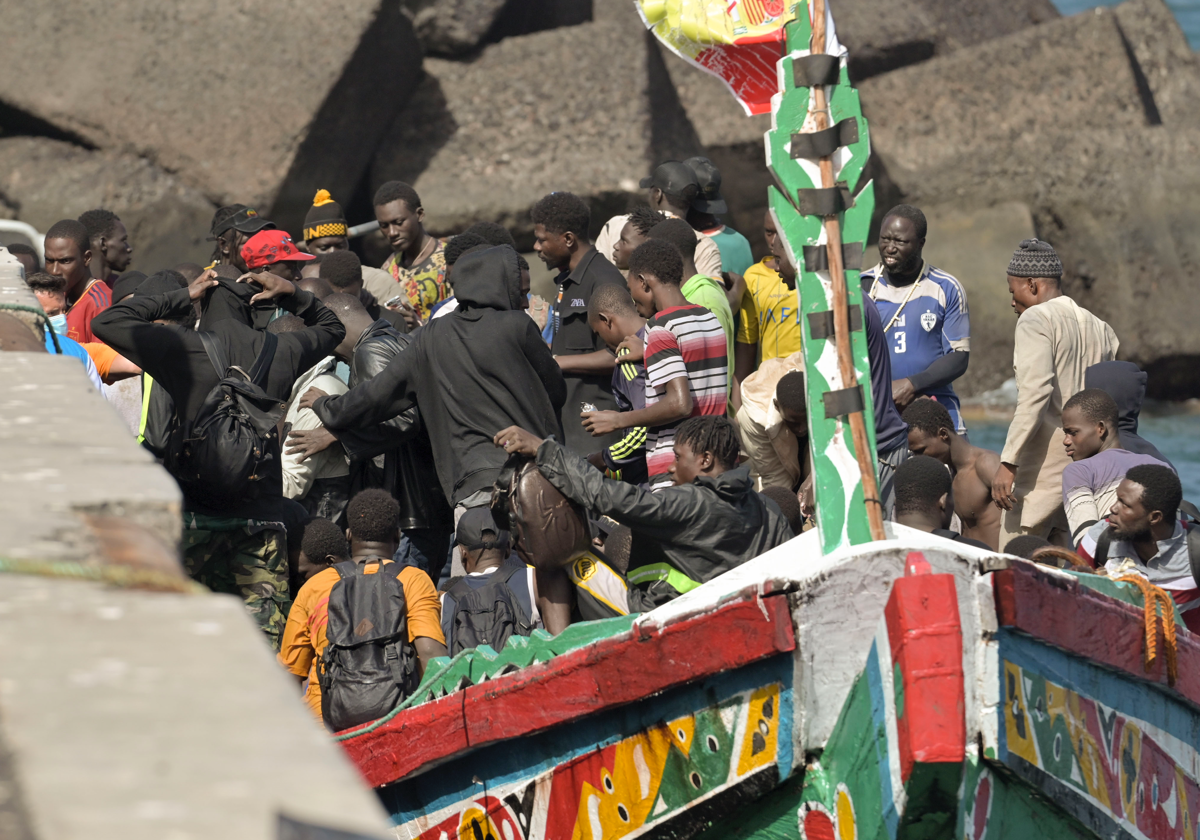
top-left (954, 446), bottom-right (1002, 550)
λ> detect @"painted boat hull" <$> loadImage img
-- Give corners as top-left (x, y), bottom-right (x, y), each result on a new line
top-left (337, 525), bottom-right (1200, 839)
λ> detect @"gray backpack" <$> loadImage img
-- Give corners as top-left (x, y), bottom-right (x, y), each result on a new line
top-left (318, 560), bottom-right (419, 732)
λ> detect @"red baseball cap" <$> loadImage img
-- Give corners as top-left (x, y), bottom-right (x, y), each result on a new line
top-left (241, 230), bottom-right (315, 269)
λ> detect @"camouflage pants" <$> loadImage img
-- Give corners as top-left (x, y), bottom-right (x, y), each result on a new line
top-left (181, 513), bottom-right (290, 651)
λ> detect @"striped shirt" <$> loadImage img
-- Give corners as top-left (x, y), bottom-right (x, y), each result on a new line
top-left (862, 262), bottom-right (970, 432)
top-left (1062, 448), bottom-right (1170, 545)
top-left (66, 278), bottom-right (113, 345)
top-left (644, 305), bottom-right (728, 489)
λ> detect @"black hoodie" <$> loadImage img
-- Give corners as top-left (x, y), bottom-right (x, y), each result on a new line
top-left (314, 245), bottom-right (567, 506)
top-left (1084, 361), bottom-right (1170, 466)
top-left (92, 280), bottom-right (345, 514)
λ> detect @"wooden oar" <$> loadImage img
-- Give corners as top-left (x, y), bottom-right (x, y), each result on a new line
top-left (808, 0), bottom-right (887, 540)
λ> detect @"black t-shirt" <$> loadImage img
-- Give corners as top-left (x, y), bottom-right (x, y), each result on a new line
top-left (932, 528), bottom-right (993, 551)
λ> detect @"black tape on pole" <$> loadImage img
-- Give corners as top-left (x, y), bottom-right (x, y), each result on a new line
top-left (806, 305), bottom-right (862, 340)
top-left (823, 385), bottom-right (866, 418)
top-left (802, 242), bottom-right (864, 272)
top-left (790, 118), bottom-right (860, 160)
top-left (796, 185), bottom-right (854, 217)
top-left (792, 54), bottom-right (840, 88)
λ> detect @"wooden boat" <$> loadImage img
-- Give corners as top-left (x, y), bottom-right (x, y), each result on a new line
top-left (336, 2), bottom-right (1199, 837)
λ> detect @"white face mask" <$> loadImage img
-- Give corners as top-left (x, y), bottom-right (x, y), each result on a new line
top-left (48, 313), bottom-right (68, 335)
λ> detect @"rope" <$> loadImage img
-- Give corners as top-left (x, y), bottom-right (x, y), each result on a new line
top-left (869, 272), bottom-right (922, 335)
top-left (1114, 573), bottom-right (1178, 686)
top-left (1032, 546), bottom-right (1095, 572)
top-left (0, 302), bottom-right (59, 353)
top-left (0, 556), bottom-right (205, 595)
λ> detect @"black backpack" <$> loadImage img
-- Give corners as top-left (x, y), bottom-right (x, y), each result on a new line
top-left (445, 558), bottom-right (534, 656)
top-left (172, 331), bottom-right (285, 508)
top-left (1093, 500), bottom-right (1200, 585)
top-left (319, 560), bottom-right (420, 732)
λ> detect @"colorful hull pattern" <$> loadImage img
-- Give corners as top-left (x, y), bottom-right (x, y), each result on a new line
top-left (378, 657), bottom-right (795, 839)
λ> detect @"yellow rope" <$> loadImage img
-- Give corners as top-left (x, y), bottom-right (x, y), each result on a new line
top-left (0, 556), bottom-right (205, 594)
top-left (1114, 573), bottom-right (1178, 686)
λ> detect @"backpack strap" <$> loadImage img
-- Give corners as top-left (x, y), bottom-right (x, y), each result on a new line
top-left (247, 332), bottom-right (279, 386)
top-left (1186, 524), bottom-right (1200, 588)
top-left (197, 331), bottom-right (231, 379)
top-left (332, 560), bottom-right (358, 580)
top-left (1094, 526), bottom-right (1114, 567)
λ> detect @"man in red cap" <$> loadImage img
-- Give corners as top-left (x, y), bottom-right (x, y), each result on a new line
top-left (240, 231), bottom-right (315, 283)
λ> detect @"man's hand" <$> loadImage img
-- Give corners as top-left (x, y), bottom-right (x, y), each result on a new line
top-left (494, 426), bottom-right (543, 457)
top-left (582, 410), bottom-right (624, 436)
top-left (992, 462), bottom-right (1018, 511)
top-left (798, 472), bottom-right (815, 520)
top-left (298, 387), bottom-right (329, 412)
top-left (384, 296), bottom-right (421, 330)
top-left (891, 378), bottom-right (917, 410)
top-left (285, 428), bottom-right (337, 462)
top-left (616, 333), bottom-right (645, 364)
top-left (237, 270), bottom-right (294, 303)
top-left (187, 269), bottom-right (219, 301)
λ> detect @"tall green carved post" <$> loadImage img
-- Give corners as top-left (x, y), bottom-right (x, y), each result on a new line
top-left (765, 0), bottom-right (881, 552)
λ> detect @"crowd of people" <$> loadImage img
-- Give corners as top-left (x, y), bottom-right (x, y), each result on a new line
top-left (4, 154), bottom-right (1196, 730)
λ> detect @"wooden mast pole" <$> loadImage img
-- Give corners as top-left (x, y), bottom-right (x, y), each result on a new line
top-left (807, 0), bottom-right (887, 541)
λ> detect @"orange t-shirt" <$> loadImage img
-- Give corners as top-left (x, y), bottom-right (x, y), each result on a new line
top-left (278, 562), bottom-right (444, 720)
top-left (82, 342), bottom-right (119, 380)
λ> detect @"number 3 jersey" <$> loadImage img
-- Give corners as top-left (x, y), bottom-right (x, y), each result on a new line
top-left (861, 263), bottom-right (970, 432)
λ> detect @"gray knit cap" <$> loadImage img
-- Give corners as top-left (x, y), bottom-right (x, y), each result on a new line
top-left (1007, 238), bottom-right (1063, 279)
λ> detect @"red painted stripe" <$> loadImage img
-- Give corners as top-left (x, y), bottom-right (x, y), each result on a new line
top-left (339, 592), bottom-right (796, 788)
top-left (993, 562), bottom-right (1200, 706)
top-left (886, 573), bottom-right (965, 782)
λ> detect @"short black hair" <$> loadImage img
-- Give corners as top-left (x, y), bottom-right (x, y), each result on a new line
top-left (883, 204), bottom-right (927, 239)
top-left (760, 485), bottom-right (802, 535)
top-left (775, 370), bottom-right (807, 413)
top-left (587, 282), bottom-right (639, 321)
top-left (465, 221), bottom-right (516, 249)
top-left (25, 271), bottom-right (66, 296)
top-left (676, 416), bottom-right (740, 469)
top-left (648, 218), bottom-right (697, 261)
top-left (346, 489), bottom-right (400, 544)
top-left (174, 262), bottom-right (204, 283)
top-left (902, 397), bottom-right (954, 438)
top-left (266, 314), bottom-right (306, 334)
top-left (373, 180), bottom-right (422, 210)
top-left (1125, 464), bottom-right (1182, 520)
top-left (1063, 388), bottom-right (1119, 429)
top-left (445, 232), bottom-right (489, 266)
top-left (1003, 534), bottom-right (1051, 559)
top-left (319, 249), bottom-right (362, 290)
top-left (5, 242), bottom-right (39, 269)
top-left (78, 209), bottom-right (122, 241)
top-left (45, 219), bottom-right (90, 255)
top-left (627, 205), bottom-right (667, 237)
top-left (530, 192), bottom-right (590, 239)
top-left (301, 518), bottom-right (350, 565)
top-left (628, 239), bottom-right (683, 285)
top-left (894, 454), bottom-right (952, 516)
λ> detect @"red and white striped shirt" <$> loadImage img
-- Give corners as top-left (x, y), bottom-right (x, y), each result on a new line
top-left (643, 305), bottom-right (728, 489)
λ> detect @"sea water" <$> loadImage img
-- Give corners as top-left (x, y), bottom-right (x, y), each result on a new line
top-left (1055, 0), bottom-right (1200, 47)
top-left (970, 411), bottom-right (1200, 501)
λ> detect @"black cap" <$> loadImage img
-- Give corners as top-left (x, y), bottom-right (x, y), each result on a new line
top-left (684, 156), bottom-right (727, 215)
top-left (455, 507), bottom-right (510, 551)
top-left (208, 205), bottom-right (276, 240)
top-left (639, 160), bottom-right (701, 202)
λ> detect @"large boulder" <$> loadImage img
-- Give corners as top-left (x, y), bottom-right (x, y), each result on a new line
top-left (0, 0), bottom-right (422, 235)
top-left (859, 0), bottom-right (1200, 397)
top-left (0, 137), bottom-right (217, 271)
top-left (371, 13), bottom-right (703, 246)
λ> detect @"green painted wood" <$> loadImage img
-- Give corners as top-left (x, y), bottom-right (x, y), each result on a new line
top-left (766, 2), bottom-right (878, 553)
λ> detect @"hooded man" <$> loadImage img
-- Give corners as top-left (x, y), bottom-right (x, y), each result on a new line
top-left (306, 245), bottom-right (566, 571)
top-left (1084, 360), bottom-right (1169, 465)
top-left (92, 267), bottom-right (345, 649)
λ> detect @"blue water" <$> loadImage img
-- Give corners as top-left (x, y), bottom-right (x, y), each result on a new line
top-left (971, 413), bottom-right (1200, 501)
top-left (1055, 0), bottom-right (1200, 47)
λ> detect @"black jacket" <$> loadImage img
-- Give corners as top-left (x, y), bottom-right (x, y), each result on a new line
top-left (1084, 360), bottom-right (1170, 466)
top-left (93, 281), bottom-right (345, 515)
top-left (314, 246), bottom-right (567, 506)
top-left (338, 319), bottom-right (451, 530)
top-left (534, 439), bottom-right (793, 610)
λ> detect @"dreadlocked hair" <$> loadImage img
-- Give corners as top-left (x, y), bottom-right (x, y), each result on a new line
top-left (675, 416), bottom-right (740, 469)
top-left (627, 204), bottom-right (667, 237)
top-left (78, 208), bottom-right (122, 241)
